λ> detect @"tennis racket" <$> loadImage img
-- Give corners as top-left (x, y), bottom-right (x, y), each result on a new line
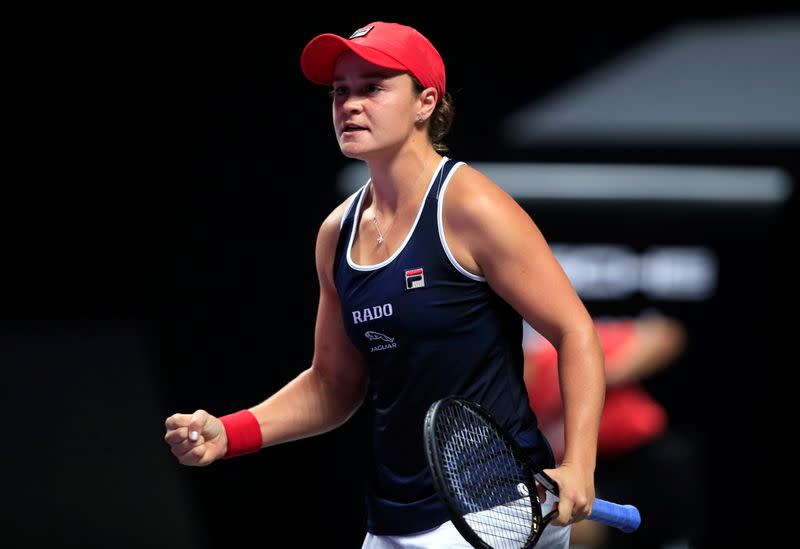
top-left (423, 396), bottom-right (641, 548)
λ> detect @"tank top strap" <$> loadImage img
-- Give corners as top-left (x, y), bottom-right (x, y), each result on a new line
top-left (427, 157), bottom-right (461, 202)
top-left (334, 185), bottom-right (367, 280)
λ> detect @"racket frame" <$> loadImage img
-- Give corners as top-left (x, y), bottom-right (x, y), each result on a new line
top-left (424, 396), bottom-right (554, 549)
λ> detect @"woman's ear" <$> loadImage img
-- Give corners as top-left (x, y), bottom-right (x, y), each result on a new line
top-left (419, 87), bottom-right (438, 119)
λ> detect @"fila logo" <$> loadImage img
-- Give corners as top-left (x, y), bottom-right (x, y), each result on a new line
top-left (405, 268), bottom-right (425, 290)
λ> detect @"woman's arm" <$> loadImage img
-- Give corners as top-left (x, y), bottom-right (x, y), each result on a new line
top-left (443, 165), bottom-right (605, 526)
top-left (247, 201), bottom-right (369, 447)
top-left (164, 196), bottom-right (368, 465)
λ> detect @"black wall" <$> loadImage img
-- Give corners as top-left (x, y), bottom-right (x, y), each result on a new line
top-left (4, 6), bottom-right (796, 548)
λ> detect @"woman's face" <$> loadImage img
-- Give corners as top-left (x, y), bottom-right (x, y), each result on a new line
top-left (331, 51), bottom-right (420, 160)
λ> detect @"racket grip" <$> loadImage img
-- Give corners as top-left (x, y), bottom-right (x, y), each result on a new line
top-left (590, 499), bottom-right (641, 533)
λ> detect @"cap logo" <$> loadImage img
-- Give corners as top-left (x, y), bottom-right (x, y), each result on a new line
top-left (349, 25), bottom-right (374, 40)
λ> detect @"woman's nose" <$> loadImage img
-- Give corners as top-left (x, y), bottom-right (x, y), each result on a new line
top-left (342, 94), bottom-right (364, 113)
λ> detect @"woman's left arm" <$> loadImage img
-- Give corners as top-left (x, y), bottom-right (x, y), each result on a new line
top-left (443, 166), bottom-right (605, 526)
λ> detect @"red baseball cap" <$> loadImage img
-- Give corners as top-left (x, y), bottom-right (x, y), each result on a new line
top-left (300, 21), bottom-right (446, 103)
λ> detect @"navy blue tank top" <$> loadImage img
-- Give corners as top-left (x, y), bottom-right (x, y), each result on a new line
top-left (333, 156), bottom-right (554, 535)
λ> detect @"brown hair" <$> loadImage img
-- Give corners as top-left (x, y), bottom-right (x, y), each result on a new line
top-left (413, 78), bottom-right (455, 154)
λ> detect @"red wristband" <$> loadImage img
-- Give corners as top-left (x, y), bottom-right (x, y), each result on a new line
top-left (219, 410), bottom-right (262, 459)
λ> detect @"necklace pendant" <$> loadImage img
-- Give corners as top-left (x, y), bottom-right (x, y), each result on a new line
top-left (376, 235), bottom-right (384, 245)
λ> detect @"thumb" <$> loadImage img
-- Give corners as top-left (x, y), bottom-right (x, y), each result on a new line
top-left (188, 409), bottom-right (210, 442)
top-left (536, 482), bottom-right (547, 504)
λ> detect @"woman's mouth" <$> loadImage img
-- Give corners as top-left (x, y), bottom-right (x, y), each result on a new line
top-left (342, 124), bottom-right (367, 134)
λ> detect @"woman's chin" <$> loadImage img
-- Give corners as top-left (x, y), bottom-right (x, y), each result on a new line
top-left (339, 144), bottom-right (369, 160)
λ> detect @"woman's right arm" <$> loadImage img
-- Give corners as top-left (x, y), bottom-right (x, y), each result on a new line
top-left (164, 199), bottom-right (368, 465)
top-left (246, 203), bottom-right (369, 446)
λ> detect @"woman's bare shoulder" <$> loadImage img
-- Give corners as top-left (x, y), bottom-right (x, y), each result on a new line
top-left (445, 163), bottom-right (525, 227)
top-left (315, 189), bottom-right (361, 280)
top-left (318, 189), bottom-right (360, 241)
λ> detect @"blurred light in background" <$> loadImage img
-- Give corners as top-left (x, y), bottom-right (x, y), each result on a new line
top-left (337, 162), bottom-right (792, 204)
top-left (501, 15), bottom-right (800, 148)
top-left (550, 244), bottom-right (718, 301)
top-left (336, 162), bottom-right (789, 304)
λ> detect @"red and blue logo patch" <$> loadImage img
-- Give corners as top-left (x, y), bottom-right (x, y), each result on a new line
top-left (405, 268), bottom-right (425, 290)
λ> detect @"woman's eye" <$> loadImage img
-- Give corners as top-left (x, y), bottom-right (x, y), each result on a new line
top-left (328, 84), bottom-right (379, 99)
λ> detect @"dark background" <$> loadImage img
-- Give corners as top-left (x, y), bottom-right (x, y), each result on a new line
top-left (3, 6), bottom-right (796, 548)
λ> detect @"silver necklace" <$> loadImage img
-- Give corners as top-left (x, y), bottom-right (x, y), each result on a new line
top-left (371, 215), bottom-right (394, 245)
top-left (371, 156), bottom-right (431, 246)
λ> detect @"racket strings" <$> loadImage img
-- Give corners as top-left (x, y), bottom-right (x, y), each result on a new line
top-left (436, 404), bottom-right (541, 548)
top-left (463, 501), bottom-right (540, 544)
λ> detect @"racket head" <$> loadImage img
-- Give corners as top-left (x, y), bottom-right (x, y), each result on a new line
top-left (424, 396), bottom-right (546, 549)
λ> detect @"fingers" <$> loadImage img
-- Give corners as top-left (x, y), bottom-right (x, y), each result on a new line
top-left (536, 482), bottom-right (547, 505)
top-left (172, 441), bottom-right (208, 465)
top-left (553, 498), bottom-right (591, 527)
top-left (164, 410), bottom-right (213, 466)
top-left (164, 410), bottom-right (208, 436)
top-left (542, 467), bottom-right (591, 527)
top-left (165, 426), bottom-right (205, 448)
top-left (539, 468), bottom-right (568, 526)
top-left (188, 409), bottom-right (210, 442)
top-left (552, 500), bottom-right (575, 527)
top-left (164, 412), bottom-right (192, 431)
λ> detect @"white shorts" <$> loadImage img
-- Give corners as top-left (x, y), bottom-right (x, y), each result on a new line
top-left (361, 495), bottom-right (571, 549)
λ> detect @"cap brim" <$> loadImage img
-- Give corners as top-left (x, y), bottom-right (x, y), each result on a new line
top-left (301, 34), bottom-right (407, 85)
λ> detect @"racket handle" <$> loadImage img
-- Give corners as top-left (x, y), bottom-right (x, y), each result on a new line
top-left (590, 499), bottom-right (641, 533)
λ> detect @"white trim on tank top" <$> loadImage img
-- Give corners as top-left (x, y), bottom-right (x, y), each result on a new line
top-left (436, 162), bottom-right (486, 282)
top-left (340, 188), bottom-right (365, 231)
top-left (347, 156), bottom-right (450, 271)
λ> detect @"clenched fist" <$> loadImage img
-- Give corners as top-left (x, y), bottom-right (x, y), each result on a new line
top-left (164, 409), bottom-right (228, 466)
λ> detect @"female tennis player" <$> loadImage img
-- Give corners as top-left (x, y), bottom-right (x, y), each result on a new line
top-left (163, 20), bottom-right (605, 548)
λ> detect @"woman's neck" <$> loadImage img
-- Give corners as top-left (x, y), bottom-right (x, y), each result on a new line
top-left (365, 148), bottom-right (441, 214)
